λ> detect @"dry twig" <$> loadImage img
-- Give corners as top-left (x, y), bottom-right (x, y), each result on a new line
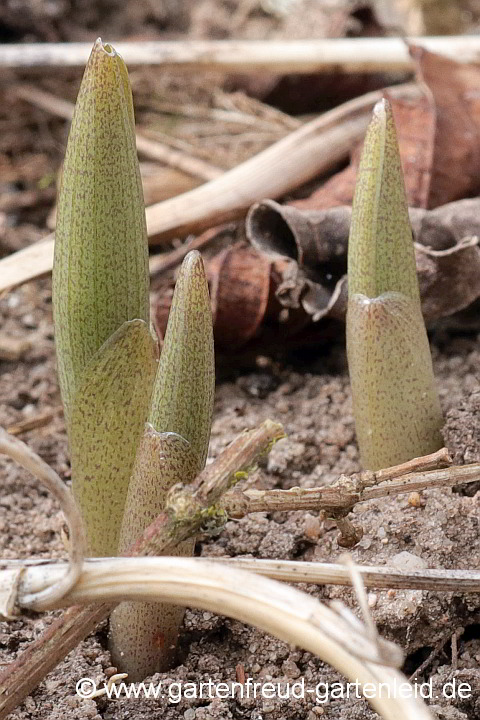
top-left (0, 429), bottom-right (85, 612)
top-left (1, 556), bottom-right (437, 720)
top-left (221, 448), bottom-right (454, 519)
top-left (0, 420), bottom-right (283, 717)
top-left (14, 85), bottom-right (222, 182)
top-left (1, 37), bottom-right (480, 71)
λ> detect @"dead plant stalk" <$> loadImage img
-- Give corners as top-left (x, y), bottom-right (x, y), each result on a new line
top-left (0, 444), bottom-right (473, 719)
top-left (14, 85), bottom-right (222, 182)
top-left (0, 442), bottom-right (468, 718)
top-left (0, 83), bottom-right (420, 294)
top-left (1, 37), bottom-right (480, 71)
top-left (8, 556), bottom-right (480, 607)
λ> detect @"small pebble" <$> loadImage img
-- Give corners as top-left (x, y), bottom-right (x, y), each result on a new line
top-left (408, 491), bottom-right (422, 508)
top-left (24, 698), bottom-right (36, 712)
top-left (367, 593), bottom-right (378, 608)
top-left (7, 294), bottom-right (20, 309)
top-left (21, 313), bottom-right (36, 328)
top-left (282, 659), bottom-right (301, 678)
top-left (391, 551), bottom-right (428, 571)
top-left (304, 514), bottom-right (321, 541)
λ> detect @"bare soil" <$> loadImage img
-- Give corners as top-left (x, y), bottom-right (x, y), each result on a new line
top-left (1, 276), bottom-right (480, 720)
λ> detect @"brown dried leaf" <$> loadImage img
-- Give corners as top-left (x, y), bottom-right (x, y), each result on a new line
top-left (155, 198), bottom-right (480, 354)
top-left (293, 47), bottom-right (480, 212)
top-left (386, 86), bottom-right (434, 208)
top-left (291, 162), bottom-right (357, 212)
top-left (208, 241), bottom-right (272, 349)
top-left (410, 45), bottom-right (480, 208)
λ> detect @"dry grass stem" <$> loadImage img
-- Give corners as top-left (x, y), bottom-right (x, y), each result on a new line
top-left (1, 37), bottom-right (479, 71)
top-left (7, 408), bottom-right (58, 436)
top-left (149, 228), bottom-right (229, 289)
top-left (226, 558), bottom-right (480, 593)
top-left (15, 85), bottom-right (222, 181)
top-left (0, 420), bottom-right (282, 717)
top-left (0, 428), bottom-right (85, 611)
top-left (0, 83), bottom-right (420, 294)
top-left (1, 557), bottom-right (435, 720)
top-left (0, 440), bottom-right (469, 718)
top-left (6, 556), bottom-right (480, 606)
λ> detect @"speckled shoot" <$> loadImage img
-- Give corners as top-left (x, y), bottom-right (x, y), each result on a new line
top-left (346, 99), bottom-right (443, 470)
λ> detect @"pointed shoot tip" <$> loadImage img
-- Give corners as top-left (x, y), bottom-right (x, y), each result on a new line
top-left (93, 37), bottom-right (116, 57)
top-left (373, 97), bottom-right (388, 120)
top-left (180, 249), bottom-right (206, 276)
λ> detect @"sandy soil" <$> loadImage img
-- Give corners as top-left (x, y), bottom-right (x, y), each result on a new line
top-left (1, 275), bottom-right (480, 720)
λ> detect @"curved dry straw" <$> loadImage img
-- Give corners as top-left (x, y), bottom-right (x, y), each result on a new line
top-left (6, 556), bottom-right (433, 720)
top-left (0, 428), bottom-right (85, 610)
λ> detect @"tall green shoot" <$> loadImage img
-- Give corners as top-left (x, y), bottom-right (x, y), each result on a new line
top-left (346, 99), bottom-right (443, 470)
top-left (53, 39), bottom-right (215, 679)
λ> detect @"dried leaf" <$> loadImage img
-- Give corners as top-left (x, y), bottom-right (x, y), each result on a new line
top-left (291, 161), bottom-right (357, 212)
top-left (384, 85), bottom-right (434, 208)
top-left (410, 45), bottom-right (480, 208)
top-left (154, 242), bottom-right (309, 354)
top-left (209, 242), bottom-right (273, 349)
top-left (247, 199), bottom-right (349, 267)
top-left (291, 47), bottom-right (480, 213)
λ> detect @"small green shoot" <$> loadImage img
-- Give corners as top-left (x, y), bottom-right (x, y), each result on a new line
top-left (346, 99), bottom-right (443, 470)
top-left (110, 251), bottom-right (214, 679)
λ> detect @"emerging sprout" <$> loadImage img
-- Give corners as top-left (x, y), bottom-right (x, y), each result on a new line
top-left (53, 40), bottom-right (215, 678)
top-left (53, 39), bottom-right (150, 423)
top-left (346, 99), bottom-right (443, 471)
top-left (53, 39), bottom-right (155, 557)
top-left (110, 251), bottom-right (215, 680)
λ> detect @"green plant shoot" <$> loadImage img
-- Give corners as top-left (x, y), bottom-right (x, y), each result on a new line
top-left (346, 98), bottom-right (443, 470)
top-left (53, 39), bottom-right (216, 679)
top-left (53, 39), bottom-right (156, 556)
top-left (53, 39), bottom-right (150, 421)
top-left (110, 251), bottom-right (215, 680)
